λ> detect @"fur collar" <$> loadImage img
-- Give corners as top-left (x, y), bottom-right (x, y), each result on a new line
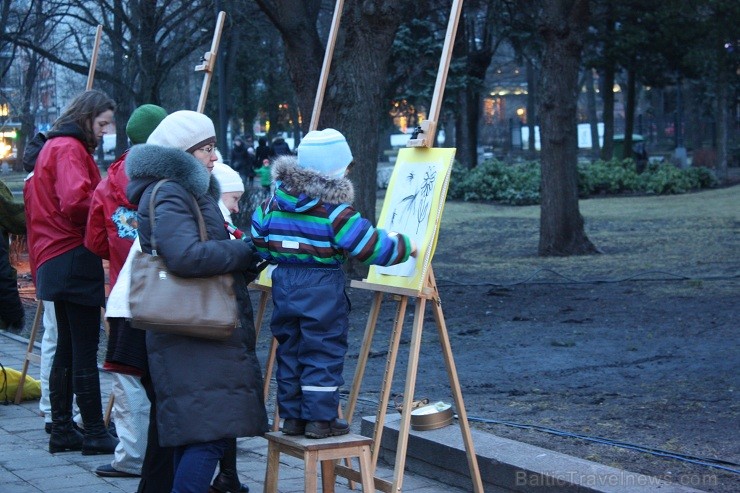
top-left (125, 143), bottom-right (220, 203)
top-left (272, 155), bottom-right (354, 204)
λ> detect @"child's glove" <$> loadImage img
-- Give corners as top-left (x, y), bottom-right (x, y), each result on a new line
top-left (224, 222), bottom-right (271, 281)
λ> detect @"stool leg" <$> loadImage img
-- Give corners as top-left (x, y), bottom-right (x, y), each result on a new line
top-left (321, 459), bottom-right (336, 493)
top-left (304, 450), bottom-right (318, 493)
top-left (264, 442), bottom-right (281, 493)
top-left (359, 445), bottom-right (375, 492)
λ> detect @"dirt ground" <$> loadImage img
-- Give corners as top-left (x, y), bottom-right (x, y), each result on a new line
top-left (11, 183), bottom-right (739, 493)
top-left (329, 186), bottom-right (739, 492)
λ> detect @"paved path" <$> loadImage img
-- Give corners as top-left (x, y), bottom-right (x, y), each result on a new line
top-left (0, 330), bottom-right (468, 493)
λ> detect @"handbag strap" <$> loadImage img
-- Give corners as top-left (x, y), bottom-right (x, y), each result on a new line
top-left (148, 179), bottom-right (208, 255)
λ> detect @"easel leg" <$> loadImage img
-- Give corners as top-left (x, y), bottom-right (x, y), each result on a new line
top-left (264, 337), bottom-right (281, 431)
top-left (431, 298), bottom-right (484, 492)
top-left (391, 298), bottom-right (427, 493)
top-left (14, 302), bottom-right (43, 404)
top-left (104, 393), bottom-right (115, 427)
top-left (370, 295), bottom-right (407, 472)
top-left (344, 291), bottom-right (383, 421)
top-left (254, 290), bottom-right (269, 338)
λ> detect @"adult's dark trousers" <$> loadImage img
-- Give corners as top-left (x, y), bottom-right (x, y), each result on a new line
top-left (52, 300), bottom-right (100, 371)
top-left (137, 371), bottom-right (174, 493)
top-left (53, 300), bottom-right (117, 454)
top-left (172, 438), bottom-right (228, 493)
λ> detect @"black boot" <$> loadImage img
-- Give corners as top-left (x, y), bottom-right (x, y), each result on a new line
top-left (210, 438), bottom-right (249, 493)
top-left (73, 368), bottom-right (118, 455)
top-left (48, 367), bottom-right (84, 453)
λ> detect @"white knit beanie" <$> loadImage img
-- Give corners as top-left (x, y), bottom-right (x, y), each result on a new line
top-left (212, 161), bottom-right (244, 193)
top-left (146, 110), bottom-right (216, 152)
top-left (297, 128), bottom-right (353, 179)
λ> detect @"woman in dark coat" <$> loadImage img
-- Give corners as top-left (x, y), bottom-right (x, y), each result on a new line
top-left (125, 110), bottom-right (268, 493)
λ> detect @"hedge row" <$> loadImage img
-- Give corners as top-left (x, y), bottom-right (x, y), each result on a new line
top-left (447, 158), bottom-right (717, 205)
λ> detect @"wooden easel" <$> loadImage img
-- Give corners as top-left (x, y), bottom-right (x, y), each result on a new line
top-left (342, 269), bottom-right (483, 493)
top-left (14, 24), bottom-right (105, 405)
top-left (195, 11), bottom-right (226, 113)
top-left (335, 0), bottom-right (482, 491)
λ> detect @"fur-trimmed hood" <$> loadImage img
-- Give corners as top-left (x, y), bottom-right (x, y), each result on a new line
top-left (272, 155), bottom-right (354, 206)
top-left (125, 143), bottom-right (220, 205)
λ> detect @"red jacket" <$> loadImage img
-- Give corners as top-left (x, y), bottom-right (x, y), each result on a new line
top-left (85, 152), bottom-right (137, 288)
top-left (24, 135), bottom-right (101, 281)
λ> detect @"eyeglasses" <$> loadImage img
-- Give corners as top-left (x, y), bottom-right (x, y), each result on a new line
top-left (196, 144), bottom-right (217, 155)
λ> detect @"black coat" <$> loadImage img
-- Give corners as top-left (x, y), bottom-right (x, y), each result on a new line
top-left (126, 144), bottom-right (268, 447)
top-left (230, 142), bottom-right (254, 176)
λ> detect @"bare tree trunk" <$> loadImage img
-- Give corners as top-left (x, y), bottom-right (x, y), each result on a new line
top-left (526, 58), bottom-right (537, 158)
top-left (715, 65), bottom-right (728, 184)
top-left (322, 2), bottom-right (411, 218)
top-left (599, 3), bottom-right (615, 161)
top-left (456, 91), bottom-right (473, 167)
top-left (586, 68), bottom-right (600, 159)
top-left (257, 1), bottom-right (413, 275)
top-left (537, 0), bottom-right (598, 256)
top-left (622, 68), bottom-right (636, 160)
top-left (256, 0), bottom-right (324, 135)
top-left (600, 66), bottom-right (615, 160)
top-left (17, 0), bottom-right (44, 171)
top-left (465, 88), bottom-right (480, 167)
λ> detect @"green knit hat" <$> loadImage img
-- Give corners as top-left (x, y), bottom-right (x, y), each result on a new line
top-left (126, 104), bottom-right (168, 144)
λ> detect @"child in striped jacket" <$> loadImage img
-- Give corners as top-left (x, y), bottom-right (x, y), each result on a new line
top-left (250, 129), bottom-right (416, 439)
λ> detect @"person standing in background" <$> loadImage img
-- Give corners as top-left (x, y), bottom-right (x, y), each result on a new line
top-left (212, 161), bottom-right (245, 224)
top-left (210, 159), bottom-right (251, 493)
top-left (229, 136), bottom-right (255, 188)
top-left (85, 104), bottom-right (169, 479)
top-left (270, 136), bottom-right (292, 157)
top-left (24, 89), bottom-right (119, 455)
top-left (254, 136), bottom-right (271, 165)
top-left (255, 158), bottom-right (272, 198)
top-left (0, 179), bottom-right (26, 332)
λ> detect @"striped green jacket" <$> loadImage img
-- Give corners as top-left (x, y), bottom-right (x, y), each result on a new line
top-left (251, 156), bottom-right (412, 267)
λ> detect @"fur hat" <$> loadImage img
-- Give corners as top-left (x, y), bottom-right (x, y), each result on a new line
top-left (297, 128), bottom-right (353, 179)
top-left (146, 110), bottom-right (216, 152)
top-left (212, 161), bottom-right (244, 193)
top-left (125, 104), bottom-right (168, 144)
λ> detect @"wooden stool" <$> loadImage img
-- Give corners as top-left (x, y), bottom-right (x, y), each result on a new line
top-left (264, 432), bottom-right (375, 493)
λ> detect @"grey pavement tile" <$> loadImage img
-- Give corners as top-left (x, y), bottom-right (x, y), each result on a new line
top-left (25, 470), bottom-right (112, 491)
top-left (0, 453), bottom-right (73, 471)
top-left (13, 464), bottom-right (85, 481)
top-left (46, 485), bottom-right (130, 493)
top-left (0, 481), bottom-right (44, 493)
top-left (97, 476), bottom-right (141, 492)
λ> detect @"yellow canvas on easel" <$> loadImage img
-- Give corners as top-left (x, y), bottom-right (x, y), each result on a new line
top-left (253, 264), bottom-right (275, 288)
top-left (366, 146), bottom-right (455, 292)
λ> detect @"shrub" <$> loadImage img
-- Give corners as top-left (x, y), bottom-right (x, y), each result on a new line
top-left (447, 155), bottom-right (715, 205)
top-left (636, 163), bottom-right (716, 194)
top-left (578, 158), bottom-right (641, 195)
top-left (448, 159), bottom-right (540, 205)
